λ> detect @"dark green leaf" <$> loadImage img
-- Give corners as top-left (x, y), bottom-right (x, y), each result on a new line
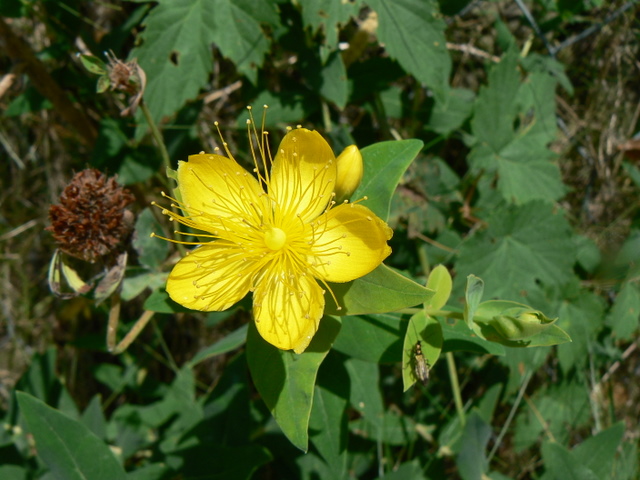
top-left (456, 411), bottom-right (491, 480)
top-left (456, 201), bottom-right (575, 301)
top-left (133, 208), bottom-right (170, 270)
top-left (541, 442), bottom-right (598, 480)
top-left (188, 324), bottom-right (248, 366)
top-left (246, 316), bottom-right (341, 452)
top-left (368, 0), bottom-right (450, 101)
top-left (333, 312), bottom-right (406, 363)
top-left (16, 392), bottom-right (127, 480)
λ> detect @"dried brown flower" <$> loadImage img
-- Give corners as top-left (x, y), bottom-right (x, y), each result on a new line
top-left (47, 169), bottom-right (135, 263)
top-left (106, 52), bottom-right (146, 116)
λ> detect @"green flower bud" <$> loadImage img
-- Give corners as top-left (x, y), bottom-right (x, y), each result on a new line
top-left (490, 309), bottom-right (557, 341)
top-left (335, 145), bottom-right (363, 202)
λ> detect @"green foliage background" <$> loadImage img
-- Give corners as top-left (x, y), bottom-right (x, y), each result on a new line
top-left (1, 0), bottom-right (639, 479)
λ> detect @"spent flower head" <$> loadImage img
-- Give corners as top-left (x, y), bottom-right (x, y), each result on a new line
top-left (153, 108), bottom-right (392, 353)
top-left (48, 169), bottom-right (134, 263)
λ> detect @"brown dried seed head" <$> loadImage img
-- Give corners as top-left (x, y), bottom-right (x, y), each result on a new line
top-left (47, 169), bottom-right (135, 263)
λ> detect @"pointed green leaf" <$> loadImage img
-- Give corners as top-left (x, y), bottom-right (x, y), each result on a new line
top-left (16, 392), bottom-right (127, 480)
top-left (606, 282), bottom-right (640, 340)
top-left (368, 0), bottom-right (450, 101)
top-left (325, 264), bottom-right (434, 316)
top-left (320, 51), bottom-right (348, 109)
top-left (246, 316), bottom-right (341, 452)
top-left (572, 422), bottom-right (625, 478)
top-left (354, 139), bottom-right (424, 222)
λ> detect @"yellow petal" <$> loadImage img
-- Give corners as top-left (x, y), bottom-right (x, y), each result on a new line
top-left (177, 153), bottom-right (265, 229)
top-left (167, 243), bottom-right (254, 311)
top-left (253, 271), bottom-right (325, 353)
top-left (309, 203), bottom-right (392, 283)
top-left (270, 128), bottom-right (337, 222)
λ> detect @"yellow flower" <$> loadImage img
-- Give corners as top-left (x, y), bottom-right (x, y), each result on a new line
top-left (335, 145), bottom-right (364, 202)
top-left (156, 115), bottom-right (392, 353)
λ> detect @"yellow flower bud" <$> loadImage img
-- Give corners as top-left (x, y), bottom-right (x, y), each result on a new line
top-left (335, 145), bottom-right (363, 202)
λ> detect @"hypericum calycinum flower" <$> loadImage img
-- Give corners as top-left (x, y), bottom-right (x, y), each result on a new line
top-left (47, 169), bottom-right (134, 263)
top-left (154, 114), bottom-right (392, 353)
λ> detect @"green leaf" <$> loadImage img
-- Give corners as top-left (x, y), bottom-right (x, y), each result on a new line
top-left (368, 0), bottom-right (450, 101)
top-left (320, 51), bottom-right (348, 109)
top-left (377, 460), bottom-right (424, 479)
top-left (425, 264), bottom-right (452, 312)
top-left (606, 282), bottom-right (640, 340)
top-left (456, 411), bottom-right (491, 480)
top-left (541, 442), bottom-right (598, 480)
top-left (188, 324), bottom-right (248, 367)
top-left (310, 355), bottom-right (349, 479)
top-left (300, 0), bottom-right (361, 63)
top-left (455, 201), bottom-right (575, 301)
top-left (131, 0), bottom-right (276, 127)
top-left (133, 208), bottom-right (170, 270)
top-left (246, 316), bottom-right (341, 452)
top-left (355, 139), bottom-right (424, 222)
top-left (16, 392), bottom-right (127, 480)
top-left (79, 54), bottom-right (107, 75)
top-left (80, 395), bottom-right (107, 440)
top-left (143, 289), bottom-right (190, 313)
top-left (428, 88), bottom-right (475, 136)
top-left (572, 422), bottom-right (625, 479)
top-left (325, 264), bottom-right (434, 316)
top-left (469, 52), bottom-right (565, 204)
top-left (333, 312), bottom-right (406, 363)
top-left (402, 311), bottom-right (442, 391)
top-left (463, 275), bottom-right (484, 329)
top-left (343, 357), bottom-right (384, 434)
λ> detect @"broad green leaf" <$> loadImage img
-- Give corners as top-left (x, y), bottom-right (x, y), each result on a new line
top-left (541, 442), bottom-right (598, 480)
top-left (333, 312), bottom-right (406, 363)
top-left (425, 264), bottom-right (452, 312)
top-left (325, 264), bottom-right (434, 316)
top-left (320, 50), bottom-right (348, 109)
top-left (455, 201), bottom-right (575, 301)
top-left (456, 411), bottom-right (491, 480)
top-left (402, 311), bottom-right (442, 391)
top-left (0, 465), bottom-right (27, 480)
top-left (300, 0), bottom-right (361, 63)
top-left (246, 316), bottom-right (341, 452)
top-left (469, 52), bottom-right (565, 204)
top-left (463, 275), bottom-right (484, 329)
top-left (471, 49), bottom-right (520, 152)
top-left (16, 392), bottom-right (127, 480)
top-left (131, 0), bottom-right (276, 127)
top-left (439, 317), bottom-right (505, 356)
top-left (572, 422), bottom-right (625, 479)
top-left (188, 324), bottom-right (248, 366)
top-left (133, 208), bottom-right (170, 270)
top-left (606, 282), bottom-right (640, 340)
top-left (368, 0), bottom-right (450, 101)
top-left (354, 139), bottom-right (424, 222)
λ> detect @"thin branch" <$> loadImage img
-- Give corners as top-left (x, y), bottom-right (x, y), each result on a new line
top-left (513, 0), bottom-right (555, 56)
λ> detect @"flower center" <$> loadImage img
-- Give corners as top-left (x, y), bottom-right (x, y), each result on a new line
top-left (264, 227), bottom-right (287, 250)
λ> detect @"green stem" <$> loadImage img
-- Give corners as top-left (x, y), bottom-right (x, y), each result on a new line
top-left (446, 352), bottom-right (466, 427)
top-left (140, 99), bottom-right (172, 174)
